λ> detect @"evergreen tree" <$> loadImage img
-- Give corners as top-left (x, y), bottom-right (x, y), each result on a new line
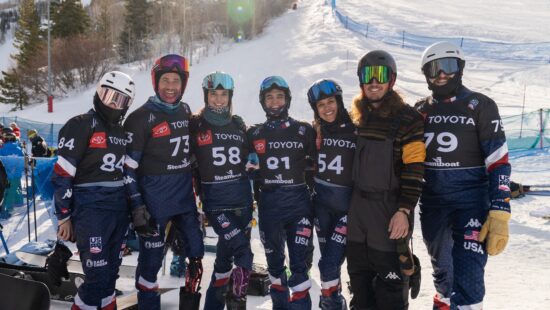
top-left (0, 69), bottom-right (29, 110)
top-left (95, 0), bottom-right (111, 43)
top-left (118, 0), bottom-right (151, 63)
top-left (11, 0), bottom-right (41, 67)
top-left (51, 0), bottom-right (91, 39)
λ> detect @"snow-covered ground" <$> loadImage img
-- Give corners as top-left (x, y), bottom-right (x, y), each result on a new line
top-left (1, 0), bottom-right (550, 308)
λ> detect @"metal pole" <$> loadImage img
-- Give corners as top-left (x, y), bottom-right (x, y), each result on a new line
top-left (519, 84), bottom-right (526, 138)
top-left (0, 224), bottom-right (9, 255)
top-left (47, 0), bottom-right (53, 113)
top-left (540, 108), bottom-right (544, 149)
top-left (23, 141), bottom-right (31, 242)
top-left (31, 160), bottom-right (37, 242)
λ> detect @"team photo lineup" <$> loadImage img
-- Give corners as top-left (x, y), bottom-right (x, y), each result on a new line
top-left (49, 41), bottom-right (511, 310)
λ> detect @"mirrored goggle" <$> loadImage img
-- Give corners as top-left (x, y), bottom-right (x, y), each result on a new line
top-left (260, 76), bottom-right (289, 91)
top-left (157, 54), bottom-right (189, 73)
top-left (359, 66), bottom-right (392, 84)
top-left (203, 74), bottom-right (234, 90)
top-left (423, 58), bottom-right (460, 78)
top-left (307, 80), bottom-right (340, 103)
top-left (98, 87), bottom-right (133, 110)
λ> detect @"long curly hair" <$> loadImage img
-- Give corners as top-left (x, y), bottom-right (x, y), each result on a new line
top-left (350, 91), bottom-right (407, 127)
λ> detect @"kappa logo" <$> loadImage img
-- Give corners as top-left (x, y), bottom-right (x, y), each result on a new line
top-left (89, 237), bottom-right (102, 254)
top-left (123, 176), bottom-right (136, 184)
top-left (465, 218), bottom-right (482, 228)
top-left (148, 113), bottom-right (156, 123)
top-left (385, 272), bottom-right (401, 280)
top-left (197, 130), bottom-right (213, 146)
top-left (152, 121), bottom-right (171, 138)
top-left (298, 217), bottom-right (311, 226)
top-left (89, 132), bottom-right (107, 148)
top-left (253, 139), bottom-right (266, 154)
top-left (62, 189), bottom-right (72, 199)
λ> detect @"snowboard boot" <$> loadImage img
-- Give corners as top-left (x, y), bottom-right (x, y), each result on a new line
top-left (319, 293), bottom-right (348, 310)
top-left (226, 294), bottom-right (247, 310)
top-left (170, 255), bottom-right (187, 278)
top-left (409, 254), bottom-right (421, 299)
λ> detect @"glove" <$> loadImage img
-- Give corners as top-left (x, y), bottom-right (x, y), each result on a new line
top-left (479, 210), bottom-right (511, 256)
top-left (131, 205), bottom-right (158, 237)
top-left (231, 266), bottom-right (250, 298)
top-left (185, 257), bottom-right (203, 294)
top-left (46, 242), bottom-right (73, 286)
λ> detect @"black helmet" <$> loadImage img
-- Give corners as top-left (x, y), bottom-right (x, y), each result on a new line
top-left (357, 50), bottom-right (397, 89)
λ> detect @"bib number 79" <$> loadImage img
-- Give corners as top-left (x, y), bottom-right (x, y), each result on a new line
top-left (424, 132), bottom-right (458, 153)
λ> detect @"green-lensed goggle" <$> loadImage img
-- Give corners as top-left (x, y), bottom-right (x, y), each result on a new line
top-left (359, 66), bottom-right (392, 84)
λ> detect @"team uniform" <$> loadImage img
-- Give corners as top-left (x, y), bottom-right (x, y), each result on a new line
top-left (191, 114), bottom-right (254, 309)
top-left (52, 110), bottom-right (129, 309)
top-left (416, 86), bottom-right (511, 309)
top-left (248, 118), bottom-right (316, 309)
top-left (312, 121), bottom-right (355, 308)
top-left (124, 99), bottom-right (204, 310)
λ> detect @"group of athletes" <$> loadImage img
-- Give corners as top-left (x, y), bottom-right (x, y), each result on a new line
top-left (52, 41), bottom-right (511, 310)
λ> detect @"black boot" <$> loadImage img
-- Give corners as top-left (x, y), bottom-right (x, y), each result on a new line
top-left (409, 255), bottom-right (421, 299)
top-left (226, 294), bottom-right (246, 310)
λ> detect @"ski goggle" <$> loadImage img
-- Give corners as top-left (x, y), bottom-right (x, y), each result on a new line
top-left (260, 76), bottom-right (289, 91)
top-left (423, 58), bottom-right (460, 78)
top-left (202, 72), bottom-right (234, 90)
top-left (154, 54), bottom-right (190, 74)
top-left (97, 86), bottom-right (133, 110)
top-left (359, 66), bottom-right (392, 84)
top-left (307, 80), bottom-right (341, 104)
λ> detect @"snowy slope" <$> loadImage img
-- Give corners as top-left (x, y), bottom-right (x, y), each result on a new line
top-left (1, 0), bottom-right (550, 308)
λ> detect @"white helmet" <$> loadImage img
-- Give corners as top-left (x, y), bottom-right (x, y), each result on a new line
top-left (421, 41), bottom-right (465, 69)
top-left (96, 71), bottom-right (136, 109)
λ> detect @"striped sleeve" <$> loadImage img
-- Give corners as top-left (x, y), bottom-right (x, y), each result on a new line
top-left (477, 96), bottom-right (511, 210)
top-left (398, 108), bottom-right (425, 211)
top-left (51, 116), bottom-right (90, 221)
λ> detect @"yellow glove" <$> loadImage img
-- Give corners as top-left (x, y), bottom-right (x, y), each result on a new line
top-left (479, 210), bottom-right (510, 256)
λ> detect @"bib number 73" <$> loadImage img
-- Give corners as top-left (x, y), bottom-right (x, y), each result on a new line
top-left (170, 136), bottom-right (190, 156)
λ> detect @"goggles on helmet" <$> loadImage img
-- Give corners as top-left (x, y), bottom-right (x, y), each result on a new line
top-left (202, 73), bottom-right (234, 90)
top-left (260, 76), bottom-right (289, 92)
top-left (359, 65), bottom-right (392, 84)
top-left (423, 57), bottom-right (460, 79)
top-left (307, 80), bottom-right (341, 104)
top-left (154, 54), bottom-right (189, 74)
top-left (97, 86), bottom-right (133, 110)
